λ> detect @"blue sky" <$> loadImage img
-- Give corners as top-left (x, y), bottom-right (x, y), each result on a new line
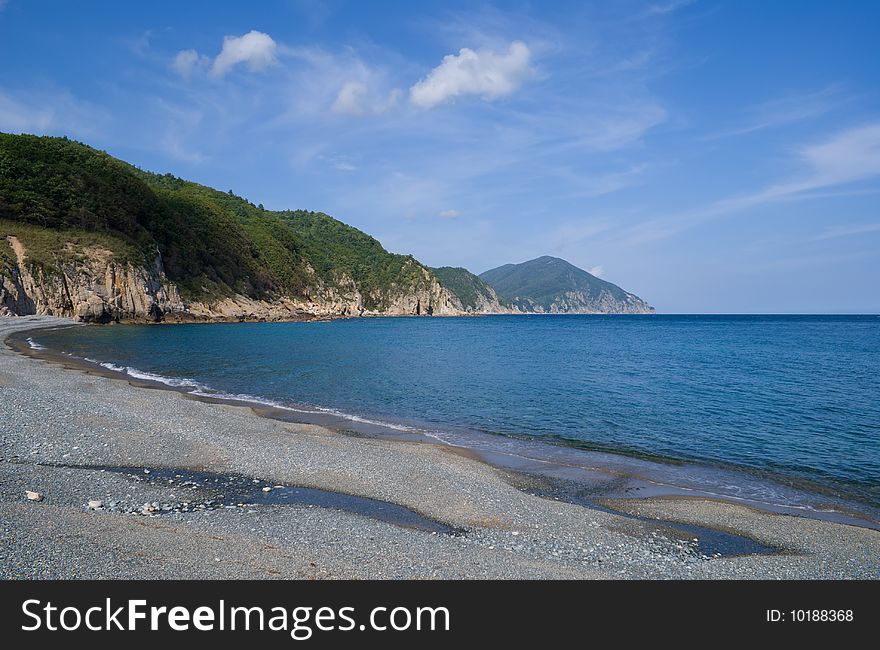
top-left (1, 0), bottom-right (878, 312)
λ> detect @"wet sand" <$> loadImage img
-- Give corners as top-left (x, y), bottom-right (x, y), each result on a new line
top-left (1, 315), bottom-right (878, 579)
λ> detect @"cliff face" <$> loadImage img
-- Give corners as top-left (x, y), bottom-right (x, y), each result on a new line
top-left (0, 236), bottom-right (460, 322)
top-left (510, 290), bottom-right (654, 314)
top-left (368, 264), bottom-right (462, 317)
top-left (0, 236), bottom-right (183, 322)
top-left (459, 287), bottom-right (517, 314)
top-left (429, 266), bottom-right (518, 314)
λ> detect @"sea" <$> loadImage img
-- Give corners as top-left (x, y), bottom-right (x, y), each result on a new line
top-left (31, 314), bottom-right (880, 526)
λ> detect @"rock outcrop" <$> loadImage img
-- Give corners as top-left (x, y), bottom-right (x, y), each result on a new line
top-left (509, 289), bottom-right (654, 314)
top-left (0, 237), bottom-right (184, 322)
top-left (0, 236), bottom-right (461, 322)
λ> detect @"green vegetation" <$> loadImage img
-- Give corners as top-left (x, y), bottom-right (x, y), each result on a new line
top-left (0, 226), bottom-right (16, 269)
top-left (479, 255), bottom-right (644, 310)
top-left (0, 133), bottom-right (439, 309)
top-left (431, 266), bottom-right (508, 311)
top-left (0, 218), bottom-right (140, 272)
top-left (279, 210), bottom-right (432, 308)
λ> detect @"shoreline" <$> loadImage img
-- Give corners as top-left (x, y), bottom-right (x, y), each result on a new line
top-left (2, 315), bottom-right (879, 579)
top-left (11, 321), bottom-right (879, 532)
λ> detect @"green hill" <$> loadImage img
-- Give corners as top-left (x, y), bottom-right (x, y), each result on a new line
top-left (479, 256), bottom-right (653, 314)
top-left (430, 266), bottom-right (511, 312)
top-left (0, 133), bottom-right (441, 315)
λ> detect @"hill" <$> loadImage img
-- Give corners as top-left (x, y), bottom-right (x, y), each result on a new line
top-left (0, 133), bottom-right (458, 321)
top-left (479, 256), bottom-right (653, 314)
top-left (430, 266), bottom-right (513, 313)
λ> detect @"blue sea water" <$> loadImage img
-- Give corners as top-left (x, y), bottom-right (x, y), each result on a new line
top-left (34, 315), bottom-right (880, 512)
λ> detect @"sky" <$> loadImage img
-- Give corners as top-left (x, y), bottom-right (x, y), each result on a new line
top-left (1, 0), bottom-right (878, 313)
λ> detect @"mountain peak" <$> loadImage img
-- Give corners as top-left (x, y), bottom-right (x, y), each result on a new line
top-left (479, 256), bottom-right (653, 314)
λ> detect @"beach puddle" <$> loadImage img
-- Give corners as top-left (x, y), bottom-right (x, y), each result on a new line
top-left (591, 501), bottom-right (777, 557)
top-left (519, 477), bottom-right (779, 557)
top-left (62, 464), bottom-right (460, 536)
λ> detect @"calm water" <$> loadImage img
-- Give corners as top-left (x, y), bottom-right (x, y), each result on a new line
top-left (35, 315), bottom-right (880, 512)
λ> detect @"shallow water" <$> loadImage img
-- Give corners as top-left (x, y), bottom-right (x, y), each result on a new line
top-left (33, 314), bottom-right (880, 521)
top-left (77, 465), bottom-right (459, 535)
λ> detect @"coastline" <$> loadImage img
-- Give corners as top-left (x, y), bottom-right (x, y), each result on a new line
top-left (11, 320), bottom-right (880, 531)
top-left (2, 315), bottom-right (878, 579)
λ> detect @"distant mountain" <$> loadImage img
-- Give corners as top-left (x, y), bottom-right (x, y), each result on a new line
top-left (479, 256), bottom-right (654, 314)
top-left (430, 266), bottom-right (514, 313)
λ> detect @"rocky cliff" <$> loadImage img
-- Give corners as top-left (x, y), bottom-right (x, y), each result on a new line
top-left (508, 290), bottom-right (654, 314)
top-left (430, 266), bottom-right (518, 314)
top-left (0, 235), bottom-right (460, 322)
top-left (0, 236), bottom-right (184, 322)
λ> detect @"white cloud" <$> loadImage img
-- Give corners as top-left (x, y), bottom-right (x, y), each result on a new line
top-left (332, 81), bottom-right (368, 115)
top-left (331, 81), bottom-right (401, 116)
top-left (210, 30), bottom-right (277, 79)
top-left (438, 209), bottom-right (461, 219)
top-left (410, 41), bottom-right (533, 109)
top-left (171, 31), bottom-right (277, 81)
top-left (171, 49), bottom-right (209, 80)
top-left (588, 265), bottom-right (605, 277)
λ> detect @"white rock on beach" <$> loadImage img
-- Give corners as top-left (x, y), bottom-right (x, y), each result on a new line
top-left (87, 499), bottom-right (103, 509)
top-left (25, 490), bottom-right (44, 502)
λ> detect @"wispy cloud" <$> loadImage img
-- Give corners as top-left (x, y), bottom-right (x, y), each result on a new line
top-left (151, 98), bottom-right (207, 163)
top-left (728, 122), bottom-right (880, 205)
top-left (705, 84), bottom-right (850, 140)
top-left (618, 122), bottom-right (880, 245)
top-left (806, 222), bottom-right (880, 242)
top-left (547, 163), bottom-right (651, 200)
top-left (643, 0), bottom-right (697, 17)
top-left (0, 87), bottom-right (107, 138)
top-left (438, 209), bottom-right (461, 219)
top-left (171, 49), bottom-right (209, 80)
top-left (0, 90), bottom-right (54, 132)
top-left (410, 41), bottom-right (533, 108)
top-left (331, 81), bottom-right (401, 116)
top-left (264, 44), bottom-right (405, 121)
